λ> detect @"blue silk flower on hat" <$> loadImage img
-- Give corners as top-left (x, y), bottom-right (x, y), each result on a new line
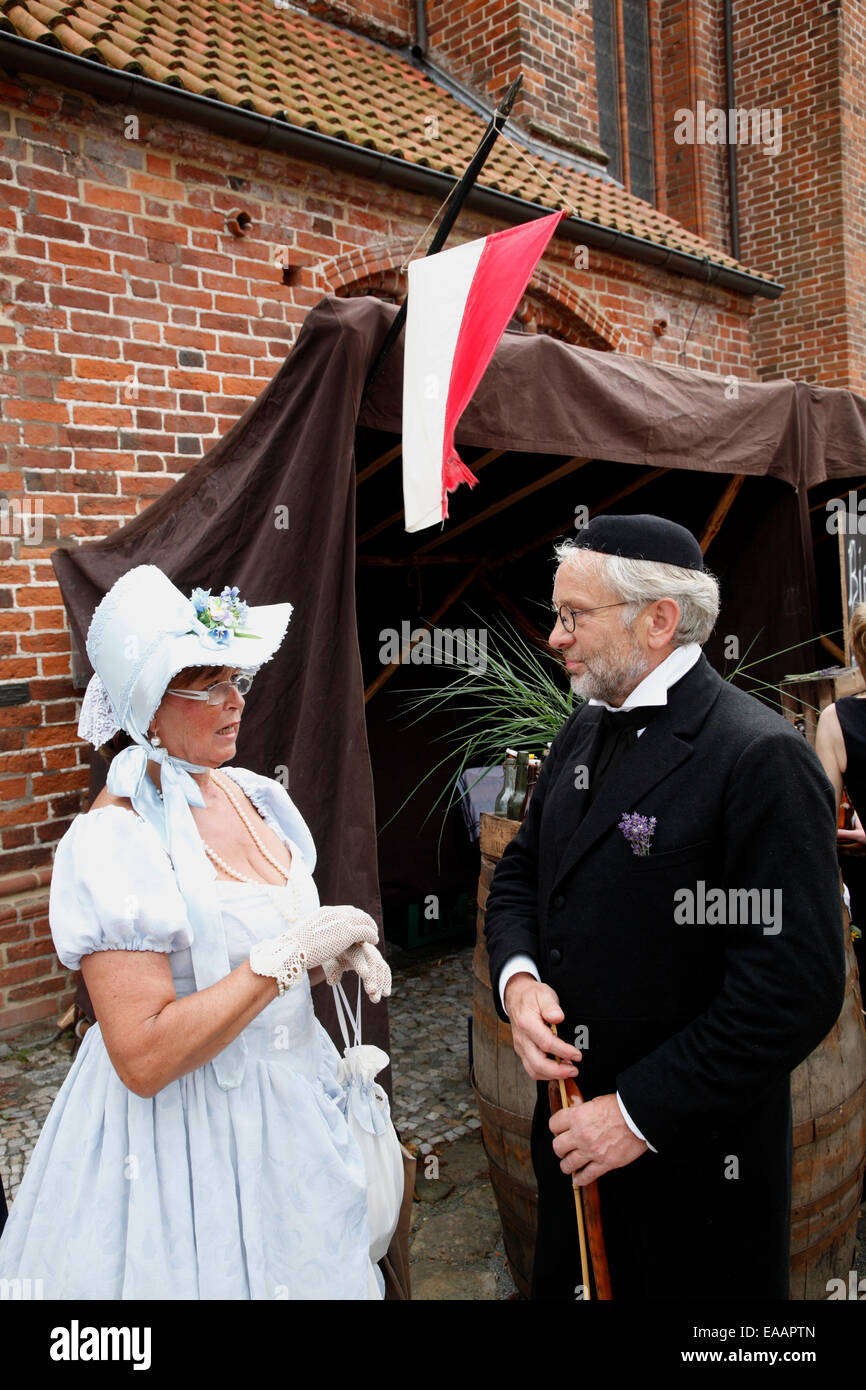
top-left (190, 586), bottom-right (257, 648)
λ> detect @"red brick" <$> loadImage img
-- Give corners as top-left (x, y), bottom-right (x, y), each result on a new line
top-left (0, 992), bottom-right (74, 1034)
top-left (0, 748), bottom-right (42, 778)
top-left (2, 826), bottom-right (36, 848)
top-left (6, 937), bottom-right (56, 963)
top-left (0, 922), bottom-right (34, 943)
top-left (0, 956), bottom-right (50, 986)
top-left (0, 778), bottom-right (28, 799)
top-left (8, 975), bottom-right (68, 1001)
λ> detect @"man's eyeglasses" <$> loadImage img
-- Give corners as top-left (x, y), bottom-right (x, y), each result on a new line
top-left (551, 602), bottom-right (630, 633)
top-left (166, 672), bottom-right (254, 705)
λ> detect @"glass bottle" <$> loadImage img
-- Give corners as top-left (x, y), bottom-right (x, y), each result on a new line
top-left (507, 751), bottom-right (529, 820)
top-left (494, 749), bottom-right (518, 817)
top-left (520, 755), bottom-right (540, 820)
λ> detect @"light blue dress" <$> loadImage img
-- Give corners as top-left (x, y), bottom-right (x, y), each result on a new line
top-left (0, 766), bottom-right (378, 1300)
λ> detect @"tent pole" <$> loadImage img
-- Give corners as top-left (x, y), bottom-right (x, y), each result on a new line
top-left (363, 561), bottom-right (487, 703)
top-left (820, 635), bottom-right (846, 662)
top-left (358, 554), bottom-right (487, 565)
top-left (476, 574), bottom-right (559, 657)
top-left (415, 456), bottom-right (591, 553)
top-left (700, 474), bottom-right (744, 554)
top-left (356, 443), bottom-right (403, 484)
top-left (503, 466), bottom-right (671, 563)
top-left (359, 75), bottom-right (524, 405)
top-left (356, 449), bottom-right (504, 542)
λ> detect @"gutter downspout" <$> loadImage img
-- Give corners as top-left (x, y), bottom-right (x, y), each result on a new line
top-left (723, 0), bottom-right (741, 262)
top-left (412, 0), bottom-right (427, 60)
top-left (0, 32), bottom-right (780, 299)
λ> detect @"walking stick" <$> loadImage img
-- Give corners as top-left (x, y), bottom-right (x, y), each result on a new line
top-left (549, 1023), bottom-right (613, 1300)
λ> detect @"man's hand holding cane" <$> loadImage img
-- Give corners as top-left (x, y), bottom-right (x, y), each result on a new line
top-left (504, 972), bottom-right (648, 1185)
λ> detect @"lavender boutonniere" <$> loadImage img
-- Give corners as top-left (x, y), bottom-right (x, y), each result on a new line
top-left (619, 811), bottom-right (657, 857)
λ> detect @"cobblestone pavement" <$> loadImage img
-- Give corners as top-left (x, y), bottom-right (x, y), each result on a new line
top-left (0, 1028), bottom-right (75, 1203)
top-left (384, 940), bottom-right (517, 1298)
top-left (387, 943), bottom-right (480, 1150)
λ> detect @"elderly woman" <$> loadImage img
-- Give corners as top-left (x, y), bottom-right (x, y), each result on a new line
top-left (0, 565), bottom-right (391, 1299)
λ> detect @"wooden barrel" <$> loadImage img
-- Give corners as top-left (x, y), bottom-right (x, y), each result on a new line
top-left (473, 812), bottom-right (866, 1299)
top-left (789, 914), bottom-right (866, 1298)
top-left (472, 814), bottom-right (538, 1297)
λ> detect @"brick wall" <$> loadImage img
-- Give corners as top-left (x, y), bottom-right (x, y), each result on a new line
top-left (303, 0), bottom-right (866, 394)
top-left (733, 0), bottom-right (862, 388)
top-left (0, 63), bottom-right (755, 1033)
top-left (0, 869), bottom-right (73, 1035)
top-left (427, 0), bottom-right (604, 162)
top-left (837, 1), bottom-right (866, 388)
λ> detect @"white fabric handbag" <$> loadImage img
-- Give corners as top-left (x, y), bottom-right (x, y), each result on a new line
top-left (332, 980), bottom-right (405, 1265)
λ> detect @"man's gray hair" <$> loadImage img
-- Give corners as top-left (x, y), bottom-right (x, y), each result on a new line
top-left (553, 540), bottom-right (720, 646)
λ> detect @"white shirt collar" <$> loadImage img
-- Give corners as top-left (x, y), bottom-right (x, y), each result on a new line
top-left (587, 642), bottom-right (703, 712)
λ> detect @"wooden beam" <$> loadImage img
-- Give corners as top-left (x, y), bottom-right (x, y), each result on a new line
top-left (363, 561), bottom-right (487, 704)
top-left (358, 554), bottom-right (487, 565)
top-left (477, 573), bottom-right (556, 658)
top-left (808, 484), bottom-right (863, 515)
top-left (356, 443), bottom-right (402, 486)
top-left (356, 449), bottom-right (505, 544)
top-left (820, 633), bottom-right (846, 663)
top-left (415, 456), bottom-right (591, 554)
top-left (357, 510), bottom-right (408, 545)
top-left (503, 466), bottom-right (670, 563)
top-left (700, 475), bottom-right (745, 554)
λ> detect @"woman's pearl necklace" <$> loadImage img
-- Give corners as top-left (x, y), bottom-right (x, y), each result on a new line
top-left (204, 772), bottom-right (289, 881)
top-left (202, 771), bottom-right (301, 925)
top-left (151, 765), bottom-right (302, 925)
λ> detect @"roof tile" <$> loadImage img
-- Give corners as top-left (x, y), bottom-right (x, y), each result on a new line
top-left (1, 0), bottom-right (764, 278)
top-left (92, 35), bottom-right (140, 67)
top-left (49, 17), bottom-right (99, 56)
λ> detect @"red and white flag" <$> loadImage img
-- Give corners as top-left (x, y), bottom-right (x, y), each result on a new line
top-left (401, 209), bottom-right (565, 533)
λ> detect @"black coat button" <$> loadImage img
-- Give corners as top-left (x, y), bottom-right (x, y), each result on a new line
top-left (549, 948), bottom-right (562, 966)
top-left (552, 894), bottom-right (565, 909)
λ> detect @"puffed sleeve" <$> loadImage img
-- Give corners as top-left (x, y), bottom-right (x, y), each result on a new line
top-left (49, 807), bottom-right (193, 970)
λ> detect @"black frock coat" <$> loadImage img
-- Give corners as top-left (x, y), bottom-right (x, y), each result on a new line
top-left (483, 652), bottom-right (846, 1300)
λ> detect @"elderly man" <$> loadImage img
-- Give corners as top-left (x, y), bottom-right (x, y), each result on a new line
top-left (483, 514), bottom-right (845, 1300)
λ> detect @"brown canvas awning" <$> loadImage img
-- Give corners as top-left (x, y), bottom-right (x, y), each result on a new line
top-left (356, 296), bottom-right (866, 489)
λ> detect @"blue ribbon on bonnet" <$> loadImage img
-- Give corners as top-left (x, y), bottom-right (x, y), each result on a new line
top-left (107, 741), bottom-right (248, 1090)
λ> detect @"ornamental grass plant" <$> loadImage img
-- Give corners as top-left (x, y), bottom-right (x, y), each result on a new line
top-left (386, 610), bottom-right (838, 850)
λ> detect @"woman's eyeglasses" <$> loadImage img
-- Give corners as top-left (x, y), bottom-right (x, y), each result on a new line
top-left (166, 672), bottom-right (254, 705)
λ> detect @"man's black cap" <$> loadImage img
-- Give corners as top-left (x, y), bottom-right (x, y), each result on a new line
top-left (570, 513), bottom-right (705, 571)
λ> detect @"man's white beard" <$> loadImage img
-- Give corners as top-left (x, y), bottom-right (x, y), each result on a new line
top-left (569, 630), bottom-right (652, 705)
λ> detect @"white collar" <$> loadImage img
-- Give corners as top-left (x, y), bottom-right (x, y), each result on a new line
top-left (588, 642), bottom-right (703, 713)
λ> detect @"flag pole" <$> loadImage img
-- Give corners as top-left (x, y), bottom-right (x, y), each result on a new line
top-left (359, 74), bottom-right (524, 405)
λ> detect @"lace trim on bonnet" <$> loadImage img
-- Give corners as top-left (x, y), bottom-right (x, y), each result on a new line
top-left (77, 673), bottom-right (121, 748)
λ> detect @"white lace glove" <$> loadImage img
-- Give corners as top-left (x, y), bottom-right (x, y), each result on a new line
top-left (249, 906), bottom-right (379, 996)
top-left (323, 941), bottom-right (392, 1003)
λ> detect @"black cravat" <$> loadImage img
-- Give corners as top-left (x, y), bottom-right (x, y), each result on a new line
top-left (588, 704), bottom-right (664, 802)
